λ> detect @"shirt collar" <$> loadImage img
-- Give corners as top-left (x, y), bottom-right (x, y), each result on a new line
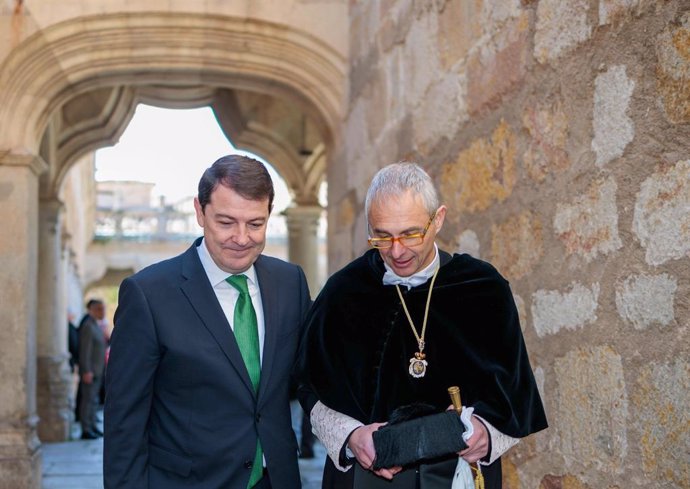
top-left (382, 244), bottom-right (440, 289)
top-left (196, 237), bottom-right (258, 287)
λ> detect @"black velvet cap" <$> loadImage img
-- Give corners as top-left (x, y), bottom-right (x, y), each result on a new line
top-left (372, 410), bottom-right (468, 470)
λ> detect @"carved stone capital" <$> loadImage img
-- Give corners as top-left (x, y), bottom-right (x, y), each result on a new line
top-left (0, 152), bottom-right (48, 176)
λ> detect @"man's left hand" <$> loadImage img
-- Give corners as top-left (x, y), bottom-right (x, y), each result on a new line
top-left (458, 415), bottom-right (489, 463)
top-left (348, 423), bottom-right (402, 480)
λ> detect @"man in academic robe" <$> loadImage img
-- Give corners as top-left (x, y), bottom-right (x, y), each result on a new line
top-left (299, 162), bottom-right (547, 489)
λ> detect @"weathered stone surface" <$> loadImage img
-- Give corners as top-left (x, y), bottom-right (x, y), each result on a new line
top-left (349, 1), bottom-right (379, 66)
top-left (539, 474), bottom-right (591, 489)
top-left (353, 209), bottom-right (369, 257)
top-left (490, 210), bottom-right (543, 280)
top-left (401, 11), bottom-right (441, 107)
top-left (0, 455), bottom-right (42, 489)
top-left (440, 120), bottom-right (517, 214)
top-left (655, 12), bottom-right (690, 124)
top-left (414, 70), bottom-right (468, 155)
top-left (364, 69), bottom-right (388, 140)
top-left (592, 65), bottom-right (635, 167)
top-left (554, 346), bottom-right (628, 471)
top-left (379, 0), bottom-right (413, 53)
top-left (532, 282), bottom-right (600, 337)
top-left (534, 0), bottom-right (592, 64)
top-left (467, 13), bottom-right (530, 114)
top-left (335, 195), bottom-right (355, 230)
top-left (632, 359), bottom-right (690, 487)
top-left (599, 0), bottom-right (641, 26)
top-left (378, 0), bottom-right (397, 18)
top-left (533, 396), bottom-right (550, 455)
top-left (482, 0), bottom-right (524, 26)
top-left (343, 98), bottom-right (369, 172)
top-left (615, 273), bottom-right (677, 330)
top-left (533, 365), bottom-right (545, 405)
top-left (513, 293), bottom-right (527, 332)
top-left (456, 229), bottom-right (481, 258)
top-left (632, 159), bottom-right (690, 265)
top-left (522, 101), bottom-right (570, 182)
top-left (502, 457), bottom-right (520, 489)
top-left (349, 49), bottom-right (379, 103)
top-left (384, 49), bottom-right (409, 122)
top-left (0, 160), bottom-right (41, 489)
top-left (553, 177), bottom-right (622, 262)
top-left (436, 0), bottom-right (482, 70)
top-left (36, 354), bottom-right (72, 442)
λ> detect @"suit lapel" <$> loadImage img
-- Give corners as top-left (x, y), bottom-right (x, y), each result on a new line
top-left (255, 255), bottom-right (278, 404)
top-left (179, 241), bottom-right (256, 397)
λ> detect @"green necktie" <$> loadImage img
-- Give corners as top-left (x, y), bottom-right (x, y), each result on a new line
top-left (226, 274), bottom-right (263, 488)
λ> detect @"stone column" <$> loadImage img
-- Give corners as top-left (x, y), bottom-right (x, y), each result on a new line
top-left (283, 205), bottom-right (323, 295)
top-left (61, 232), bottom-right (79, 422)
top-left (36, 198), bottom-right (72, 442)
top-left (0, 153), bottom-right (46, 489)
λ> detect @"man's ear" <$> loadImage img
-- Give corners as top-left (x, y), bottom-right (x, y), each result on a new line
top-left (434, 205), bottom-right (447, 231)
top-left (193, 197), bottom-right (205, 227)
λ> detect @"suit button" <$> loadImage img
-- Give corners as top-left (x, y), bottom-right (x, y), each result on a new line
top-left (244, 460), bottom-right (253, 469)
top-left (255, 413), bottom-right (261, 423)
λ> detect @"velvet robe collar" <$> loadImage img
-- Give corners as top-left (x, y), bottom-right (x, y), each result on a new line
top-left (303, 249), bottom-right (547, 438)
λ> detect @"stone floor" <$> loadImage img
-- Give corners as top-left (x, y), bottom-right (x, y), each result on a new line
top-left (42, 402), bottom-right (326, 489)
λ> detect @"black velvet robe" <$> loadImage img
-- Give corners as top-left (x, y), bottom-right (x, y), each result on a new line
top-left (302, 250), bottom-right (547, 489)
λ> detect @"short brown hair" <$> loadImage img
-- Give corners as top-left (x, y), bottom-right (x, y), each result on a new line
top-left (197, 155), bottom-right (275, 212)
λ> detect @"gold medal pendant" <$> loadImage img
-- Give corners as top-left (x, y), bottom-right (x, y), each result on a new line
top-left (396, 269), bottom-right (439, 380)
top-left (408, 351), bottom-right (428, 378)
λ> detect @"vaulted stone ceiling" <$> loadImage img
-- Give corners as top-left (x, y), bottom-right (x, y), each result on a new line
top-left (39, 84), bottom-right (326, 205)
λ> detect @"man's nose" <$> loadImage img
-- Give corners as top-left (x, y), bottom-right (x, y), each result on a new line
top-left (390, 239), bottom-right (406, 257)
top-left (233, 225), bottom-right (251, 245)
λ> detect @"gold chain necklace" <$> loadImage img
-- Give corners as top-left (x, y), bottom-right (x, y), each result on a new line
top-left (395, 267), bottom-right (440, 378)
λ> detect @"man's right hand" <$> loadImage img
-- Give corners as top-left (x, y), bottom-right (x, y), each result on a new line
top-left (348, 423), bottom-right (402, 480)
top-left (81, 372), bottom-right (94, 384)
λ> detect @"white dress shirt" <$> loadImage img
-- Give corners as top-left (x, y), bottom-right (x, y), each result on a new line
top-left (196, 238), bottom-right (266, 363)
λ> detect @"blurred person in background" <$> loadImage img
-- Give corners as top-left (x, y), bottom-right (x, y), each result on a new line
top-left (78, 299), bottom-right (107, 440)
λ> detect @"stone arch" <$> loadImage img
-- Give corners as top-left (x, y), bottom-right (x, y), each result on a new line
top-left (39, 86), bottom-right (139, 199)
top-left (212, 89), bottom-right (327, 205)
top-left (1, 12), bottom-right (345, 204)
top-left (0, 11), bottom-right (345, 157)
top-left (0, 11), bottom-right (344, 477)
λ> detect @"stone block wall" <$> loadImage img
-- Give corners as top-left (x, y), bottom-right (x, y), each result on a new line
top-left (332, 1), bottom-right (689, 486)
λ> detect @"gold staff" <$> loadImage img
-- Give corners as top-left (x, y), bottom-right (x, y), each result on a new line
top-left (447, 386), bottom-right (484, 489)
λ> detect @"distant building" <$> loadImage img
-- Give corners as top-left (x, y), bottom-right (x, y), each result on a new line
top-left (95, 180), bottom-right (292, 245)
top-left (97, 180), bottom-right (155, 209)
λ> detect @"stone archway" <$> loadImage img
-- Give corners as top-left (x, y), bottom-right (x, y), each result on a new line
top-left (0, 11), bottom-right (345, 488)
top-left (0, 12), bottom-right (344, 152)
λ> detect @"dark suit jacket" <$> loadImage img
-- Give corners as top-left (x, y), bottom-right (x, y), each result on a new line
top-left (79, 314), bottom-right (106, 377)
top-left (103, 238), bottom-right (311, 489)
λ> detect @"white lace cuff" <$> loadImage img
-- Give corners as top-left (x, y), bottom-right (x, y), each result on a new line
top-left (310, 401), bottom-right (363, 472)
top-left (474, 415), bottom-right (519, 465)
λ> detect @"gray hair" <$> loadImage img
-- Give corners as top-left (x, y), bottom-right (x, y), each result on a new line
top-left (364, 162), bottom-right (439, 220)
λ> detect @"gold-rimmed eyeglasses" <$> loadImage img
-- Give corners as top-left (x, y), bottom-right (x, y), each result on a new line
top-left (368, 211), bottom-right (437, 249)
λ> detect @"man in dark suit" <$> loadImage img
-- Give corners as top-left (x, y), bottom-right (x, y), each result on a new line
top-left (78, 299), bottom-right (107, 439)
top-left (104, 155), bottom-right (311, 489)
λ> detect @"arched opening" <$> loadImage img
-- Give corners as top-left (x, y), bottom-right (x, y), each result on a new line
top-left (83, 102), bottom-right (329, 337)
top-left (0, 12), bottom-right (345, 486)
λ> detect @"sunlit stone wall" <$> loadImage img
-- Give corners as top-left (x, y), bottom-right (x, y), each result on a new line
top-left (330, 1), bottom-right (689, 487)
